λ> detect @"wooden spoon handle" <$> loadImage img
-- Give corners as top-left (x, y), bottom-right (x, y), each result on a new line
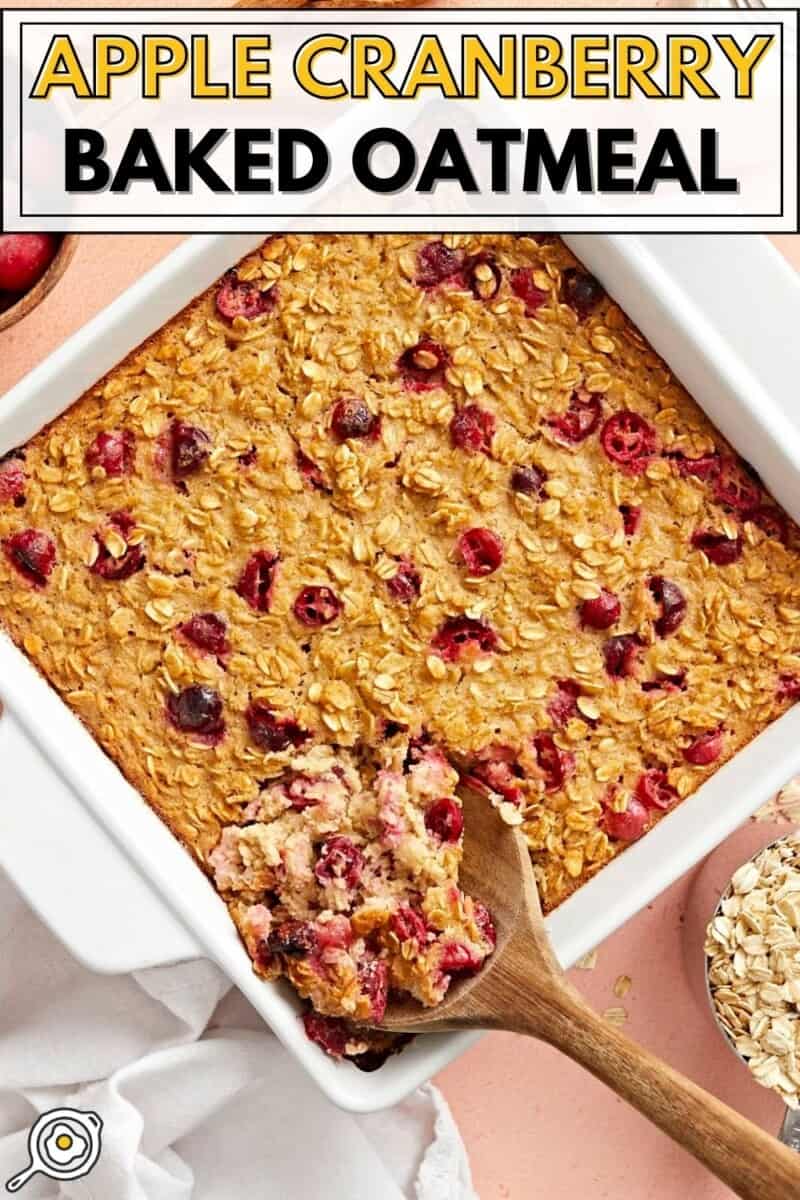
top-left (528, 987), bottom-right (800, 1200)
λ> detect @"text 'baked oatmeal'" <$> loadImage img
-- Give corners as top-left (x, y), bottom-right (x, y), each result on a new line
top-left (2, 234), bottom-right (800, 1066)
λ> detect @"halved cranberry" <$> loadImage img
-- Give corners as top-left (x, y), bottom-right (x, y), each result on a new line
top-left (295, 449), bottom-right (327, 492)
top-left (472, 900), bottom-right (497, 948)
top-left (649, 577), bottom-right (687, 637)
top-left (236, 550), bottom-right (279, 612)
top-left (267, 919), bottom-right (316, 958)
top-left (603, 634), bottom-right (642, 679)
top-left (0, 459), bottom-right (26, 505)
top-left (85, 430), bottom-right (135, 478)
top-left (465, 253), bottom-right (501, 301)
top-left (314, 836), bottom-right (364, 889)
top-left (215, 270), bottom-right (277, 320)
top-left (358, 958), bottom-right (389, 1023)
top-left (601, 412), bottom-right (657, 474)
top-left (387, 557), bottom-right (421, 603)
top-left (713, 459), bottom-right (761, 511)
top-left (547, 390), bottom-right (602, 446)
top-left (562, 268), bottom-right (604, 318)
top-left (533, 733), bottom-right (575, 792)
top-left (167, 685), bottom-right (225, 739)
top-left (431, 615), bottom-right (498, 662)
top-left (548, 679), bottom-right (582, 728)
top-left (511, 464), bottom-right (546, 497)
top-left (580, 588), bottom-right (620, 631)
top-left (314, 915), bottom-right (354, 951)
top-left (3, 529), bottom-right (56, 587)
top-left (619, 504), bottom-right (641, 537)
top-left (468, 745), bottom-right (524, 804)
top-left (635, 769), bottom-right (678, 812)
top-left (91, 512), bottom-right (146, 581)
top-left (302, 1012), bottom-right (349, 1058)
top-left (450, 405), bottom-right (495, 455)
top-left (683, 728), bottom-right (724, 766)
top-left (673, 452), bottom-right (720, 482)
top-left (170, 421), bottom-right (211, 479)
top-left (246, 699), bottom-right (310, 753)
top-left (330, 398), bottom-right (379, 442)
top-left (778, 675), bottom-right (800, 701)
top-left (457, 527), bottom-right (504, 576)
top-left (602, 796), bottom-right (649, 842)
top-left (293, 585), bottom-right (342, 627)
top-left (390, 906), bottom-right (428, 945)
top-left (425, 797), bottom-right (464, 843)
top-left (179, 613), bottom-right (229, 657)
top-left (691, 529), bottom-right (742, 566)
top-left (439, 941), bottom-right (484, 976)
top-left (398, 338), bottom-right (450, 391)
top-left (746, 505), bottom-right (788, 543)
top-left (509, 268), bottom-right (548, 315)
top-left (416, 241), bottom-right (462, 289)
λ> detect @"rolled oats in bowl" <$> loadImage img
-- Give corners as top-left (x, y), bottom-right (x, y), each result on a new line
top-left (705, 834), bottom-right (800, 1108)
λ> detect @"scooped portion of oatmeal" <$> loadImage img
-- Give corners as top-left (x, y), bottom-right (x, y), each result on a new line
top-left (209, 738), bottom-right (495, 1037)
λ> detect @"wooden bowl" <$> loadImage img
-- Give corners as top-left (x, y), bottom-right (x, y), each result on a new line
top-left (0, 235), bottom-right (80, 334)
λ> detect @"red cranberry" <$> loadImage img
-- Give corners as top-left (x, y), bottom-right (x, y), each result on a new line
top-left (293, 585), bottom-right (342, 627)
top-left (387, 557), bottom-right (421, 603)
top-left (302, 1012), bottom-right (349, 1058)
top-left (547, 390), bottom-right (602, 446)
top-left (648, 577), bottom-right (687, 637)
top-left (449, 405), bottom-right (495, 455)
top-left (635, 769), bottom-right (678, 812)
top-left (85, 430), bottom-right (135, 478)
top-left (170, 421), bottom-right (211, 478)
top-left (179, 613), bottom-right (229, 657)
top-left (580, 589), bottom-right (620, 631)
top-left (0, 233), bottom-right (58, 292)
top-left (390, 906), bottom-right (428, 945)
top-left (511, 464), bottom-right (546, 497)
top-left (509, 268), bottom-right (548, 315)
top-left (167, 685), bottom-right (225, 739)
top-left (398, 338), bottom-right (450, 391)
top-left (237, 445), bottom-right (257, 468)
top-left (91, 512), bottom-right (146, 581)
top-left (314, 836), bottom-right (364, 889)
top-left (457, 527), bottom-right (504, 576)
top-left (439, 941), bottom-right (484, 976)
top-left (215, 270), bottom-right (277, 320)
top-left (330, 398), bottom-right (379, 442)
top-left (642, 670), bottom-right (687, 694)
top-left (358, 958), bottom-right (389, 1023)
top-left (713, 459), bottom-right (761, 511)
top-left (416, 241), bottom-right (462, 289)
top-left (562, 268), bottom-right (604, 318)
top-left (746, 505), bottom-right (788, 543)
top-left (296, 449), bottom-right (327, 491)
top-left (246, 698), bottom-right (310, 752)
top-left (691, 529), bottom-right (742, 566)
top-left (673, 452), bottom-right (720, 482)
top-left (465, 253), bottom-right (501, 301)
top-left (603, 634), bottom-right (642, 679)
top-left (0, 458), bottom-right (26, 504)
top-left (425, 797), bottom-right (464, 843)
top-left (602, 796), bottom-right (649, 842)
top-left (3, 529), bottom-right (56, 587)
top-left (601, 412), bottom-right (657, 474)
top-left (236, 550), bottom-right (279, 612)
top-left (267, 919), bottom-right (317, 958)
top-left (472, 900), bottom-right (497, 948)
top-left (619, 504), bottom-right (641, 537)
top-left (286, 774), bottom-right (323, 811)
top-left (778, 675), bottom-right (800, 701)
top-left (548, 679), bottom-right (582, 728)
top-left (533, 733), bottom-right (574, 792)
top-left (431, 615), bottom-right (498, 662)
top-left (467, 745), bottom-right (524, 804)
top-left (683, 728), bottom-right (724, 766)
top-left (314, 915), bottom-right (354, 951)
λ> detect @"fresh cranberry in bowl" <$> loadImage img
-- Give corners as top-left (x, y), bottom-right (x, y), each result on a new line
top-left (85, 430), bottom-right (135, 478)
top-left (3, 528), bottom-right (56, 587)
top-left (450, 405), bottom-right (495, 455)
top-left (579, 588), bottom-right (620, 631)
top-left (425, 797), bottom-right (464, 843)
top-left (166, 685), bottom-right (225, 740)
top-left (215, 270), bottom-right (277, 320)
top-left (293, 585), bottom-right (342, 627)
top-left (457, 527), bottom-right (504, 576)
top-left (236, 550), bottom-right (279, 613)
top-left (246, 699), bottom-right (310, 753)
top-left (0, 235), bottom-right (75, 332)
top-left (600, 411), bottom-right (657, 474)
top-left (330, 398), bottom-right (379, 442)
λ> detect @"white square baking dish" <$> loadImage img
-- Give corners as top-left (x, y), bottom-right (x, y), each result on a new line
top-left (3, 233), bottom-right (800, 1114)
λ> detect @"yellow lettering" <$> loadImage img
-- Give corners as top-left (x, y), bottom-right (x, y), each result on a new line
top-left (143, 36), bottom-right (188, 99)
top-left (351, 36), bottom-right (398, 99)
top-left (573, 36), bottom-right (609, 98)
top-left (400, 36), bottom-right (459, 98)
top-left (523, 37), bottom-right (567, 99)
top-left (668, 36), bottom-right (717, 98)
top-left (715, 33), bottom-right (773, 98)
top-left (192, 34), bottom-right (228, 98)
top-left (30, 35), bottom-right (91, 99)
top-left (615, 36), bottom-right (664, 99)
top-left (94, 36), bottom-right (139, 99)
top-left (294, 34), bottom-right (347, 99)
top-left (233, 36), bottom-right (271, 98)
top-left (462, 34), bottom-right (515, 99)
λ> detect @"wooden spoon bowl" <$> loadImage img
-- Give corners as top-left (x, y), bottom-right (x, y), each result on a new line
top-left (379, 791), bottom-right (800, 1200)
top-left (0, 235), bottom-right (79, 334)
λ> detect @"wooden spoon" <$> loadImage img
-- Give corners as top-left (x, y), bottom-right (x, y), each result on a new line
top-left (380, 790), bottom-right (800, 1200)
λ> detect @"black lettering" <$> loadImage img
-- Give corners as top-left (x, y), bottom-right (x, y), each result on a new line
top-left (699, 128), bottom-right (737, 193)
top-left (278, 129), bottom-right (329, 193)
top-left (597, 129), bottom-right (635, 193)
top-left (174, 128), bottom-right (230, 193)
top-left (235, 129), bottom-right (272, 193)
top-left (416, 129), bottom-right (478, 193)
top-left (524, 129), bottom-right (592, 192)
top-left (64, 128), bottom-right (110, 192)
top-left (476, 128), bottom-right (522, 192)
top-left (110, 128), bottom-right (171, 193)
top-left (352, 127), bottom-right (415, 194)
top-left (636, 129), bottom-right (697, 193)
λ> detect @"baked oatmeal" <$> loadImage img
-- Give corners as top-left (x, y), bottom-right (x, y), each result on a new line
top-left (2, 234), bottom-right (800, 1065)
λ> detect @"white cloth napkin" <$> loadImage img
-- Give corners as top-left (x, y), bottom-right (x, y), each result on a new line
top-left (0, 872), bottom-right (476, 1200)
